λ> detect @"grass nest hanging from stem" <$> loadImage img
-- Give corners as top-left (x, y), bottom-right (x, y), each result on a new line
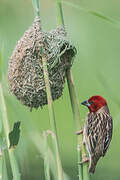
top-left (8, 16), bottom-right (76, 110)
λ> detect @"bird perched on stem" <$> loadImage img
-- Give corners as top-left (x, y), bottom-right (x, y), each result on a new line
top-left (81, 95), bottom-right (113, 173)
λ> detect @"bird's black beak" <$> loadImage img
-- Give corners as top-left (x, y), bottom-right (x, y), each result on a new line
top-left (81, 100), bottom-right (90, 107)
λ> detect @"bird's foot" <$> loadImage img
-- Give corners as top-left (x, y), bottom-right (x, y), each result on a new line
top-left (79, 155), bottom-right (89, 165)
top-left (76, 130), bottom-right (83, 135)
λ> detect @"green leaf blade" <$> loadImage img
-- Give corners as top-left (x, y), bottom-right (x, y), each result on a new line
top-left (9, 121), bottom-right (21, 149)
top-left (62, 0), bottom-right (120, 28)
top-left (0, 47), bottom-right (4, 82)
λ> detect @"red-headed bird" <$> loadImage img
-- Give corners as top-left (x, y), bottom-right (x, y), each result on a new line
top-left (81, 95), bottom-right (113, 173)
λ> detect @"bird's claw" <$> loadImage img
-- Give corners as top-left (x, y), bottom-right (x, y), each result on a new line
top-left (76, 130), bottom-right (83, 135)
top-left (79, 155), bottom-right (89, 165)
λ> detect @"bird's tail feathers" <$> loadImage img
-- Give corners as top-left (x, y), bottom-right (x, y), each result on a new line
top-left (89, 156), bottom-right (99, 173)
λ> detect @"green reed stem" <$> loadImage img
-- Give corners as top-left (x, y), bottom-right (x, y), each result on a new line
top-left (42, 55), bottom-right (63, 180)
top-left (32, 0), bottom-right (40, 16)
top-left (55, 0), bottom-right (65, 26)
top-left (83, 165), bottom-right (90, 180)
top-left (0, 150), bottom-right (2, 180)
top-left (0, 83), bottom-right (21, 180)
top-left (0, 48), bottom-right (4, 180)
top-left (32, 1), bottom-right (63, 179)
top-left (54, 1), bottom-right (90, 179)
top-left (55, 0), bottom-right (82, 179)
top-left (2, 154), bottom-right (9, 180)
top-left (66, 50), bottom-right (90, 180)
top-left (66, 70), bottom-right (83, 180)
top-left (43, 132), bottom-right (51, 180)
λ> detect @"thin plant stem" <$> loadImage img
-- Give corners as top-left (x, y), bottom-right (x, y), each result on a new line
top-left (42, 55), bottom-right (63, 180)
top-left (82, 165), bottom-right (90, 180)
top-left (43, 132), bottom-right (51, 180)
top-left (0, 47), bottom-right (4, 180)
top-left (31, 1), bottom-right (63, 179)
top-left (66, 57), bottom-right (90, 180)
top-left (0, 150), bottom-right (2, 180)
top-left (0, 83), bottom-right (21, 180)
top-left (54, 1), bottom-right (90, 179)
top-left (32, 0), bottom-right (40, 16)
top-left (2, 154), bottom-right (9, 180)
top-left (66, 70), bottom-right (83, 180)
top-left (55, 0), bottom-right (65, 26)
top-left (66, 63), bottom-right (90, 180)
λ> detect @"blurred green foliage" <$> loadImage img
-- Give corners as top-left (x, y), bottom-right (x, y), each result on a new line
top-left (0, 0), bottom-right (120, 179)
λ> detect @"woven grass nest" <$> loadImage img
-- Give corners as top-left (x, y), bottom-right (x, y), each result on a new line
top-left (8, 16), bottom-right (76, 110)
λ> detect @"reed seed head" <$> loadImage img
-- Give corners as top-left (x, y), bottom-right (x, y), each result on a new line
top-left (8, 16), bottom-right (76, 109)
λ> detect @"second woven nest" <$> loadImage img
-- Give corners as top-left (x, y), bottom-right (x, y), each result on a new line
top-left (8, 17), bottom-right (76, 110)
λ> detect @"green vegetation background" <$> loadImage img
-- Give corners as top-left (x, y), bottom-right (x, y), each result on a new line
top-left (0, 0), bottom-right (120, 179)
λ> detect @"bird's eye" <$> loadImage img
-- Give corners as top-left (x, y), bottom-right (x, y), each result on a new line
top-left (89, 100), bottom-right (94, 104)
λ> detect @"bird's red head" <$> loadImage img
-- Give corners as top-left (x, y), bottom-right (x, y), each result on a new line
top-left (81, 95), bottom-right (107, 112)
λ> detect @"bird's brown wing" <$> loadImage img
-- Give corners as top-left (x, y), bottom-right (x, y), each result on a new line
top-left (86, 112), bottom-right (112, 156)
top-left (102, 114), bottom-right (113, 156)
top-left (85, 112), bottom-right (112, 173)
top-left (86, 113), bottom-right (101, 155)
